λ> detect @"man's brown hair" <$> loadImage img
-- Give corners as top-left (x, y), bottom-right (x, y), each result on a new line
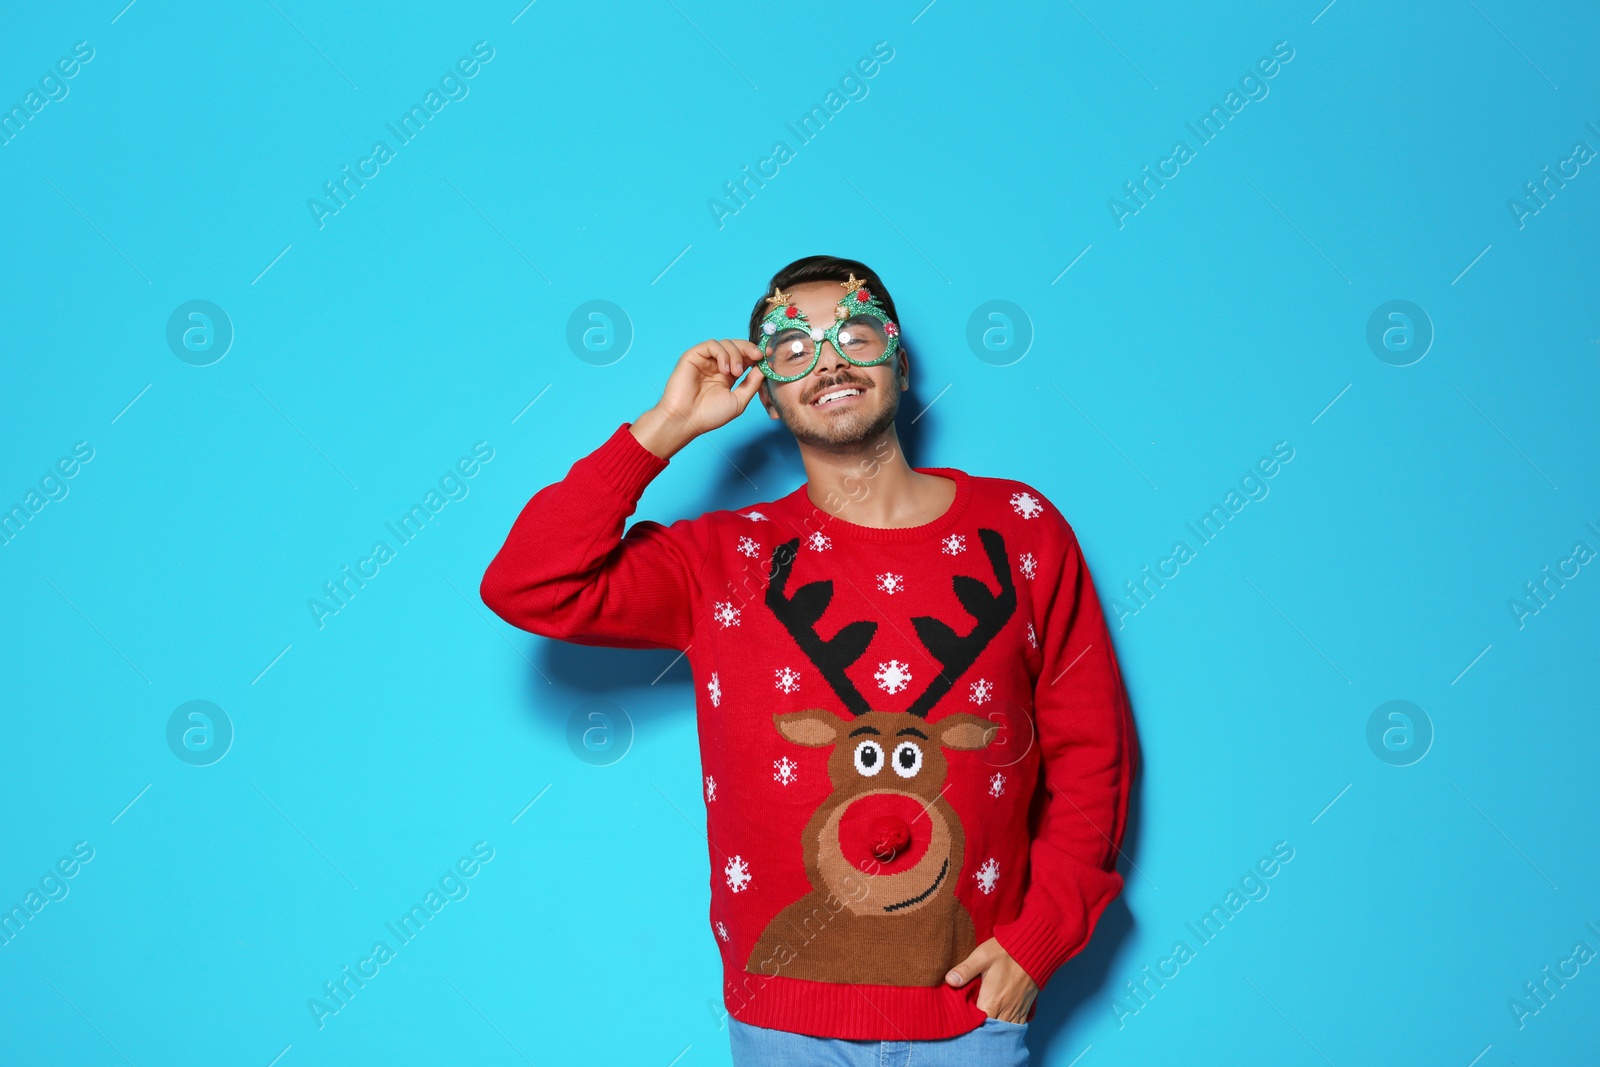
top-left (746, 255), bottom-right (907, 360)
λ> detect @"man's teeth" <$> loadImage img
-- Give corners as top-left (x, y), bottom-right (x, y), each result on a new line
top-left (814, 388), bottom-right (862, 406)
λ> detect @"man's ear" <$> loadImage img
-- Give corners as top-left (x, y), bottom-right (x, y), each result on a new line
top-left (898, 350), bottom-right (910, 390)
top-left (775, 710), bottom-right (843, 747)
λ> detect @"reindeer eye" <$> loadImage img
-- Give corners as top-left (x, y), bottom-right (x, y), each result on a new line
top-left (853, 740), bottom-right (885, 776)
top-left (892, 741), bottom-right (923, 778)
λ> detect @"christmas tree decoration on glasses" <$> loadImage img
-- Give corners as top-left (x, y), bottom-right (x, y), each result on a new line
top-left (752, 274), bottom-right (901, 383)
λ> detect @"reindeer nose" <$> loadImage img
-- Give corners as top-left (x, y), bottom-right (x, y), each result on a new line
top-left (840, 794), bottom-right (932, 873)
top-left (869, 815), bottom-right (912, 861)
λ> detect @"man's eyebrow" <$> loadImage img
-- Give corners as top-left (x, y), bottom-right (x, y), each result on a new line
top-left (895, 727), bottom-right (928, 739)
top-left (848, 726), bottom-right (881, 737)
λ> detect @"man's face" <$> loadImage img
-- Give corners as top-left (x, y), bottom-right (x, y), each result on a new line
top-left (757, 280), bottom-right (908, 449)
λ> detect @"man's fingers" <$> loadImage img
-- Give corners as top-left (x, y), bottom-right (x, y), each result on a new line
top-left (944, 942), bottom-right (994, 987)
top-left (707, 339), bottom-right (746, 378)
top-left (694, 339), bottom-right (731, 378)
top-left (733, 364), bottom-right (764, 405)
top-left (684, 341), bottom-right (723, 378)
top-left (682, 339), bottom-right (762, 384)
top-left (703, 339), bottom-right (730, 377)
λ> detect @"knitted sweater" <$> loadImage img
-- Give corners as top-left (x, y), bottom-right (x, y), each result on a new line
top-left (480, 423), bottom-right (1137, 1040)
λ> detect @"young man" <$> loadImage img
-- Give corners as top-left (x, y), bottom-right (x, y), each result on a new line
top-left (480, 256), bottom-right (1137, 1066)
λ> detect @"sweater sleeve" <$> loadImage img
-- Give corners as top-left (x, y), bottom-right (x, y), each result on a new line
top-left (991, 508), bottom-right (1138, 991)
top-left (479, 422), bottom-right (702, 652)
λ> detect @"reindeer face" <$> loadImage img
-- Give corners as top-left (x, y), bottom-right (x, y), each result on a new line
top-left (775, 708), bottom-right (995, 916)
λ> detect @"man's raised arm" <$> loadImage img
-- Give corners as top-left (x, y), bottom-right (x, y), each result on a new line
top-left (478, 338), bottom-right (766, 651)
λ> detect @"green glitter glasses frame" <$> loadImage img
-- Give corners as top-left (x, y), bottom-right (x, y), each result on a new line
top-left (752, 274), bottom-right (902, 383)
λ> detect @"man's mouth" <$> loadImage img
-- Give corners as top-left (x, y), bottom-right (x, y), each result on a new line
top-left (811, 385), bottom-right (865, 408)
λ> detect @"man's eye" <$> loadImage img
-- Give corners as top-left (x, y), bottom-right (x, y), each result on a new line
top-left (769, 333), bottom-right (810, 363)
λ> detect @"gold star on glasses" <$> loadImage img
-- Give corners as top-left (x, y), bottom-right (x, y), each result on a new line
top-left (764, 287), bottom-right (791, 313)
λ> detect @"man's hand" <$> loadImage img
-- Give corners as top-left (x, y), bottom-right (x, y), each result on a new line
top-left (631, 338), bottom-right (765, 459)
top-left (945, 938), bottom-right (1039, 1024)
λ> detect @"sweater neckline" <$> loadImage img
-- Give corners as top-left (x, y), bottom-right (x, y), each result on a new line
top-left (784, 466), bottom-right (973, 543)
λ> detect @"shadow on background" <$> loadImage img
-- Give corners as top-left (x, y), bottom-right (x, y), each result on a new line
top-left (1029, 777), bottom-right (1144, 1060)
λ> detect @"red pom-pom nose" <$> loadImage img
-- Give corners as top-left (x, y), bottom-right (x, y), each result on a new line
top-left (869, 815), bottom-right (912, 861)
top-left (840, 795), bottom-right (931, 873)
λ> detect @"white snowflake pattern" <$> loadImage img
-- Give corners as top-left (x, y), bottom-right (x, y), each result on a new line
top-left (705, 775), bottom-right (717, 801)
top-left (1027, 622), bottom-right (1037, 649)
top-left (742, 511), bottom-right (768, 522)
top-left (806, 531), bottom-right (832, 551)
top-left (1019, 552), bottom-right (1037, 580)
top-left (875, 659), bottom-right (913, 694)
top-left (988, 773), bottom-right (1006, 798)
top-left (969, 678), bottom-right (993, 705)
top-left (724, 855), bottom-right (752, 893)
top-left (1010, 492), bottom-right (1043, 519)
top-left (736, 535), bottom-right (760, 558)
top-left (715, 921), bottom-right (730, 942)
top-left (975, 858), bottom-right (1000, 894)
top-left (940, 533), bottom-right (966, 555)
top-left (876, 572), bottom-right (905, 595)
top-left (775, 666), bottom-right (801, 694)
top-left (712, 601), bottom-right (741, 628)
top-left (708, 672), bottom-right (722, 707)
top-left (773, 756), bottom-right (799, 786)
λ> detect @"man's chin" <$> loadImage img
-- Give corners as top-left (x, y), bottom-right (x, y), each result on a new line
top-left (784, 396), bottom-right (897, 449)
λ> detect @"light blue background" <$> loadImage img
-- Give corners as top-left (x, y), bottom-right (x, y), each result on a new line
top-left (2, 1), bottom-right (1597, 1064)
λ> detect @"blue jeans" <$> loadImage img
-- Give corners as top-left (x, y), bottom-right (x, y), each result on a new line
top-left (728, 1016), bottom-right (1029, 1066)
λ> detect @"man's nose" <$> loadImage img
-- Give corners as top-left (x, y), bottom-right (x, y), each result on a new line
top-left (814, 335), bottom-right (850, 375)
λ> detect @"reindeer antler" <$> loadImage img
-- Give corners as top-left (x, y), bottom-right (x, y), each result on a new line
top-left (906, 528), bottom-right (1016, 718)
top-left (766, 539), bottom-right (878, 716)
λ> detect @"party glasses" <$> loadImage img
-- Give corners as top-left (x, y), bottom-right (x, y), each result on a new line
top-left (753, 274), bottom-right (901, 383)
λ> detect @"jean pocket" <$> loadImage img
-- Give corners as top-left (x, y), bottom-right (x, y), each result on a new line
top-left (982, 1016), bottom-right (1028, 1029)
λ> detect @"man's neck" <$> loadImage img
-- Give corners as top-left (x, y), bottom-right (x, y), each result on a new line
top-left (797, 427), bottom-right (956, 529)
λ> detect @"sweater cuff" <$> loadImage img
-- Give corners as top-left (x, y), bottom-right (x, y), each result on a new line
top-left (992, 899), bottom-right (1084, 992)
top-left (588, 422), bottom-right (670, 501)
top-left (992, 860), bottom-right (1123, 991)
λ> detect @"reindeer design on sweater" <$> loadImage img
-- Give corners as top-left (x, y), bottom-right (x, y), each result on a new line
top-left (746, 528), bottom-right (1017, 987)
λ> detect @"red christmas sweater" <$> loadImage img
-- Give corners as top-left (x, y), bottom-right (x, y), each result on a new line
top-left (480, 423), bottom-right (1137, 1040)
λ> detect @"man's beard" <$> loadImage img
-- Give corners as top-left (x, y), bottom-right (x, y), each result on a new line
top-left (775, 376), bottom-right (899, 451)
